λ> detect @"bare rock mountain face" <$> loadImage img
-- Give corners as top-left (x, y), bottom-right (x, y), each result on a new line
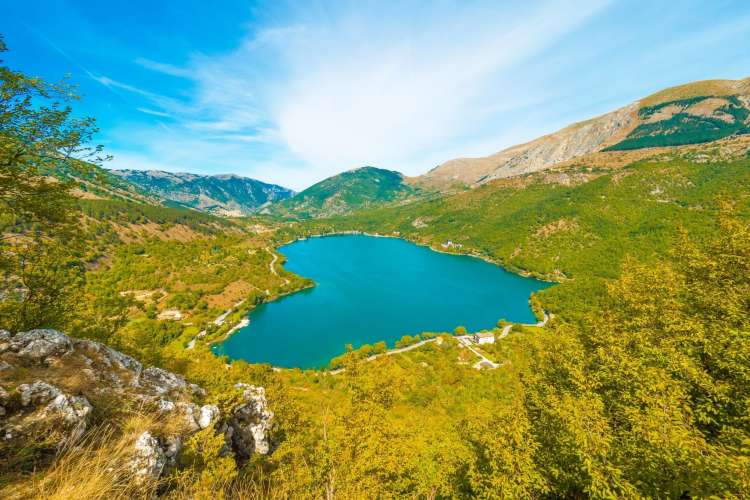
top-left (0, 329), bottom-right (273, 481)
top-left (421, 77), bottom-right (750, 189)
top-left (110, 169), bottom-right (295, 217)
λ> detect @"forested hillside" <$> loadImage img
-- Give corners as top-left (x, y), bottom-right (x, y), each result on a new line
top-left (269, 166), bottom-right (421, 218)
top-left (270, 136), bottom-right (750, 497)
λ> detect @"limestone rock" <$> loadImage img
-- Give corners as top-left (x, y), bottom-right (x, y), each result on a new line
top-left (163, 435), bottom-right (182, 466)
top-left (142, 367), bottom-right (188, 395)
top-left (0, 386), bottom-right (8, 417)
top-left (8, 329), bottom-right (73, 363)
top-left (74, 339), bottom-right (143, 384)
top-left (157, 399), bottom-right (176, 413)
top-left (6, 381), bottom-right (92, 443)
top-left (0, 329), bottom-right (274, 471)
top-left (175, 402), bottom-right (201, 433)
top-left (225, 384), bottom-right (274, 459)
top-left (132, 431), bottom-right (166, 480)
top-left (198, 404), bottom-right (220, 429)
top-left (0, 330), bottom-right (10, 353)
top-left (141, 367), bottom-right (204, 398)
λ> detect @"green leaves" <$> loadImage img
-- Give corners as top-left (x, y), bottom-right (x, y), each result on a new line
top-left (0, 39), bottom-right (100, 332)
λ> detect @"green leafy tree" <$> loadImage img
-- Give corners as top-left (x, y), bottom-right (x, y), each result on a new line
top-left (0, 36), bottom-right (107, 331)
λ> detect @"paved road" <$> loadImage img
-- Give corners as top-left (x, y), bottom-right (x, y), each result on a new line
top-left (328, 338), bottom-right (440, 374)
top-left (498, 323), bottom-right (512, 339)
top-left (188, 247), bottom-right (298, 350)
top-left (366, 337), bottom-right (438, 361)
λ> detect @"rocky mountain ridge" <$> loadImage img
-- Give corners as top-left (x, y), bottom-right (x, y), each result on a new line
top-left (420, 77), bottom-right (750, 188)
top-left (111, 169), bottom-right (295, 216)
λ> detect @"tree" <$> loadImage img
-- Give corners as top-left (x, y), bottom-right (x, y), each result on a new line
top-left (0, 36), bottom-right (107, 331)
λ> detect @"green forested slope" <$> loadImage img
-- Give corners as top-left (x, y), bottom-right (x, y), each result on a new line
top-left (270, 166), bottom-right (419, 218)
top-left (292, 146), bottom-right (750, 320)
top-left (260, 148), bottom-right (750, 497)
top-left (607, 95), bottom-right (750, 150)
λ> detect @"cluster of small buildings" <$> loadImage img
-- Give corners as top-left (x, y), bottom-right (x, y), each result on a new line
top-left (473, 331), bottom-right (495, 345)
top-left (441, 240), bottom-right (463, 250)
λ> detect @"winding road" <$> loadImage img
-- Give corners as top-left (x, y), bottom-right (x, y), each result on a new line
top-left (266, 247), bottom-right (290, 285)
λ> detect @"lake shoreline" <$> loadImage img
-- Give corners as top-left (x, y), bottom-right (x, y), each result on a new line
top-left (208, 280), bottom-right (315, 349)
top-left (215, 233), bottom-right (551, 368)
top-left (208, 231), bottom-right (553, 363)
top-left (281, 230), bottom-right (563, 284)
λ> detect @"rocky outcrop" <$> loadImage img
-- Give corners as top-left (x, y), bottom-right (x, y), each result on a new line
top-left (2, 381), bottom-right (92, 445)
top-left (0, 329), bottom-right (273, 479)
top-left (420, 77), bottom-right (750, 189)
top-left (198, 404), bottom-right (220, 429)
top-left (222, 383), bottom-right (274, 459)
top-left (6, 328), bottom-right (73, 363)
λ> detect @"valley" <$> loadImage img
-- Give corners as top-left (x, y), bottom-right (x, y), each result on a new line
top-left (2, 39), bottom-right (750, 498)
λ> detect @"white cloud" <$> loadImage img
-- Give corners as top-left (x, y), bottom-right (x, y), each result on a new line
top-left (136, 107), bottom-right (171, 118)
top-left (133, 0), bottom-right (611, 188)
top-left (103, 0), bottom-right (639, 190)
top-left (134, 57), bottom-right (192, 78)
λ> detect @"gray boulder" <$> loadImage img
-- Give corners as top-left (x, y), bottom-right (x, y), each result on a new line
top-left (224, 384), bottom-right (274, 459)
top-left (131, 431), bottom-right (167, 480)
top-left (74, 339), bottom-right (143, 384)
top-left (0, 386), bottom-right (8, 417)
top-left (198, 404), bottom-right (220, 429)
top-left (141, 367), bottom-right (205, 398)
top-left (8, 329), bottom-right (73, 363)
top-left (7, 381), bottom-right (92, 443)
top-left (0, 329), bottom-right (10, 351)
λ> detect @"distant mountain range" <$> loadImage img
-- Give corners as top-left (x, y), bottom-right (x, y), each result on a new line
top-left (71, 77), bottom-right (750, 219)
top-left (109, 169), bottom-right (295, 216)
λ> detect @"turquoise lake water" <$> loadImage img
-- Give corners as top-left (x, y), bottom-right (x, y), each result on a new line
top-left (213, 235), bottom-right (552, 369)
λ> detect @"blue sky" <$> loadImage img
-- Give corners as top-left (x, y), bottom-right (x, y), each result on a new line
top-left (4, 0), bottom-right (750, 190)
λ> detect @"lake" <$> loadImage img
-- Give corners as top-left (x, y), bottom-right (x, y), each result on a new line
top-left (213, 235), bottom-right (552, 368)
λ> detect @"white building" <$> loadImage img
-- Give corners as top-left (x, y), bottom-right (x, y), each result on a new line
top-left (474, 332), bottom-right (495, 345)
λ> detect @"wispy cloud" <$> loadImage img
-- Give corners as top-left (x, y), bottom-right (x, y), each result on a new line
top-left (107, 0), bottom-right (613, 188)
top-left (89, 72), bottom-right (193, 115)
top-left (136, 107), bottom-right (171, 118)
top-left (134, 57), bottom-right (191, 78)
top-left (91, 74), bottom-right (153, 96)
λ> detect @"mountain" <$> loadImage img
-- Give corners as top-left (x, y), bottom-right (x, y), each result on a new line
top-left (110, 169), bottom-right (295, 216)
top-left (268, 166), bottom-right (420, 218)
top-left (421, 77), bottom-right (750, 188)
